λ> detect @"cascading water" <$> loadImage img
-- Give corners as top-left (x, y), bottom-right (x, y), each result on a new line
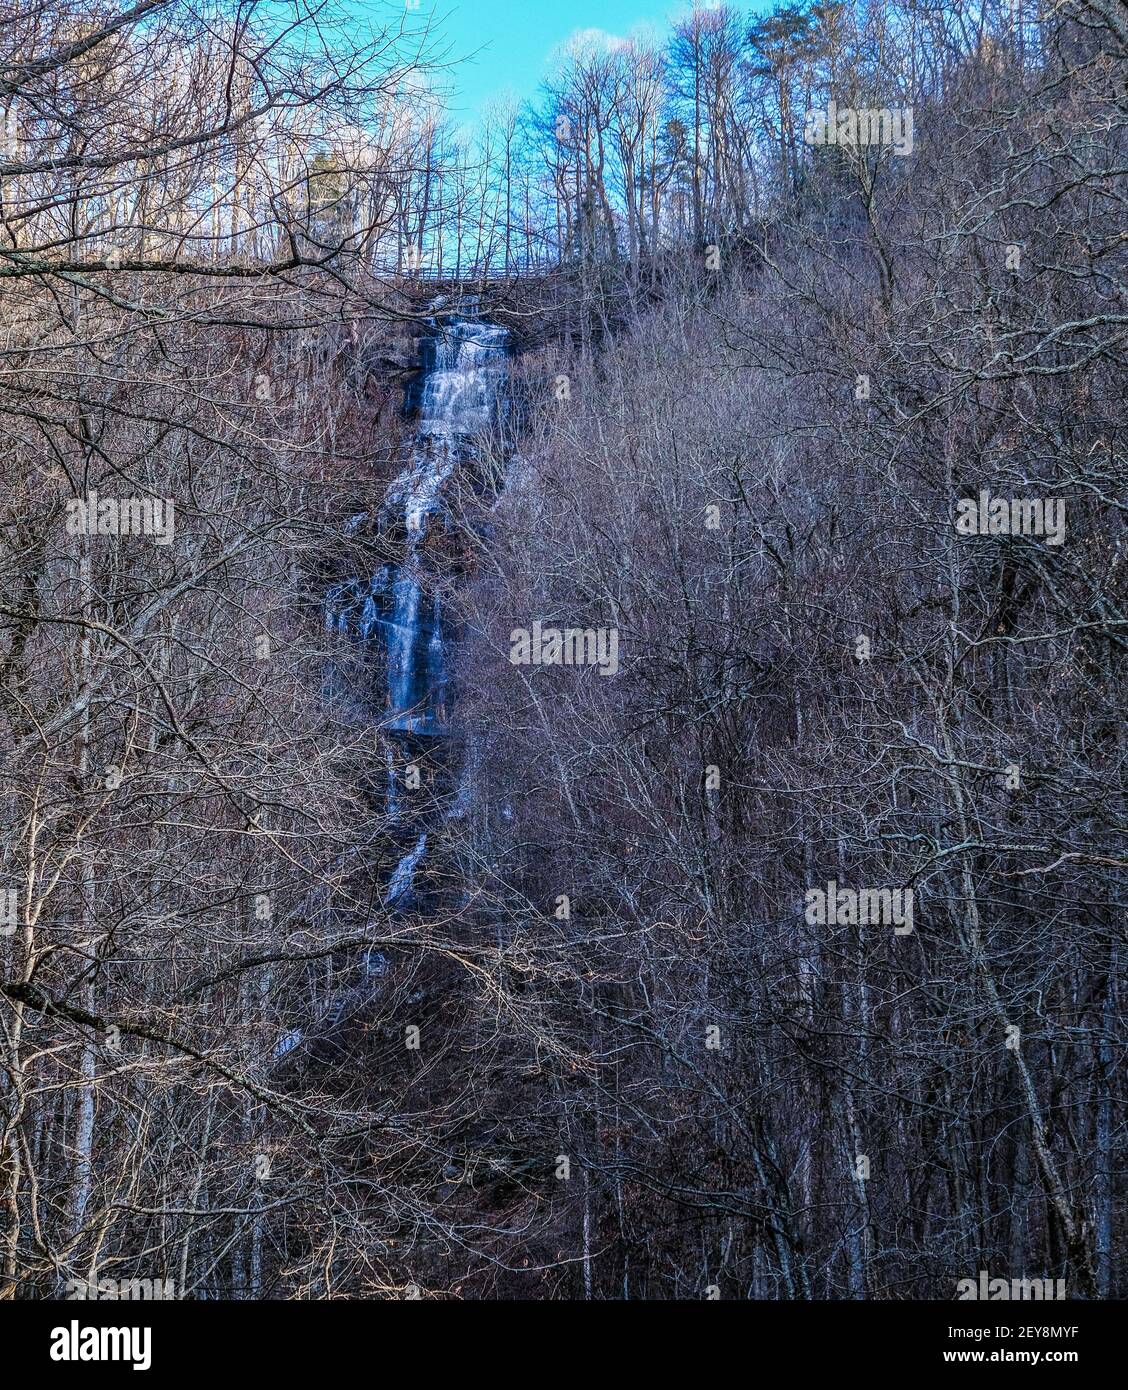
top-left (386, 832), bottom-right (427, 905)
top-left (376, 318), bottom-right (509, 737)
top-left (330, 312), bottom-right (510, 900)
top-left (279, 312), bottom-right (509, 1063)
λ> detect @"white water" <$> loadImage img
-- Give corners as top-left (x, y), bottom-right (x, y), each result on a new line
top-left (376, 319), bottom-right (510, 734)
top-left (279, 316), bottom-right (509, 1064)
top-left (386, 831), bottom-right (427, 906)
top-left (371, 320), bottom-right (509, 891)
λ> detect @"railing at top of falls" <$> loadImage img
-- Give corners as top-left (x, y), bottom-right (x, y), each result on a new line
top-left (394, 264), bottom-right (554, 281)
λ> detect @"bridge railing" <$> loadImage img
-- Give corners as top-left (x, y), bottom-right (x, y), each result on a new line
top-left (383, 261), bottom-right (561, 284)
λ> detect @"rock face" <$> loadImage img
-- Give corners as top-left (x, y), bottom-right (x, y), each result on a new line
top-left (381, 318), bottom-right (510, 734)
top-left (334, 316), bottom-right (510, 733)
top-left (329, 310), bottom-right (510, 889)
top-left (277, 311), bottom-right (511, 1070)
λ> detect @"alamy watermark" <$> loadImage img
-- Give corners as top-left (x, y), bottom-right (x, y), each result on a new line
top-left (955, 1271), bottom-right (1066, 1301)
top-left (510, 621), bottom-right (619, 676)
top-left (804, 879), bottom-right (914, 935)
top-left (50, 1322), bottom-right (152, 1370)
top-left (66, 1276), bottom-right (175, 1301)
top-left (66, 490), bottom-right (175, 546)
top-left (954, 489), bottom-right (1065, 545)
top-left (803, 100), bottom-right (914, 156)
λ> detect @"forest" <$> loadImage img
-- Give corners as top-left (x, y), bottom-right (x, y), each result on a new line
top-left (0, 0), bottom-right (1124, 1304)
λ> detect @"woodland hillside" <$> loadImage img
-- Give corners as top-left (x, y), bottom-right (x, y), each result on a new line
top-left (0, 0), bottom-right (1124, 1300)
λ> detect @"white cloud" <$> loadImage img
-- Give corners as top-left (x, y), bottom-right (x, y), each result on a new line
top-left (556, 27), bottom-right (629, 60)
top-left (571, 27), bottom-right (628, 50)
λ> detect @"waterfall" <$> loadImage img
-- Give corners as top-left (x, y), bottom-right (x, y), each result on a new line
top-left (386, 831), bottom-right (427, 906)
top-left (329, 311), bottom-right (510, 900)
top-left (273, 312), bottom-right (510, 1065)
top-left (375, 317), bottom-right (510, 734)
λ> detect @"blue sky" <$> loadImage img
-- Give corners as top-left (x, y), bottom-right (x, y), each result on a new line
top-left (399, 0), bottom-right (690, 124)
